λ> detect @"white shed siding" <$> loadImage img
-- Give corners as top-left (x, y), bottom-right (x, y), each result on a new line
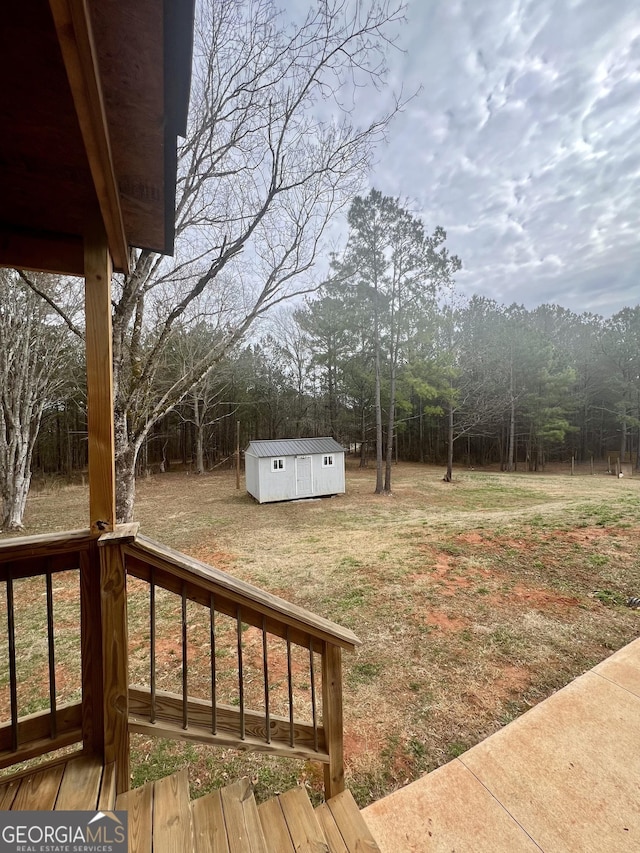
top-left (244, 438), bottom-right (345, 504)
top-left (257, 455), bottom-right (298, 502)
top-left (245, 449), bottom-right (261, 502)
top-left (312, 454), bottom-right (345, 495)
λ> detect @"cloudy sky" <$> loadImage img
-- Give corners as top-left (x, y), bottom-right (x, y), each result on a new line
top-left (363, 0), bottom-right (640, 316)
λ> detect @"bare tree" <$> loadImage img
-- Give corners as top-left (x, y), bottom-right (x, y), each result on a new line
top-left (0, 271), bottom-right (77, 529)
top-left (28, 0), bottom-right (404, 520)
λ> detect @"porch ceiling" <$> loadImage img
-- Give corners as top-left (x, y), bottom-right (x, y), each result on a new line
top-left (0, 0), bottom-right (193, 275)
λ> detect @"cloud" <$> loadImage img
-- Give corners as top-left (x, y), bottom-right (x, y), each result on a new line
top-left (368, 0), bottom-right (640, 316)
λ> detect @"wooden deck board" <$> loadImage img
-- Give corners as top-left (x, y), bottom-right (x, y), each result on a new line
top-left (220, 778), bottom-right (268, 853)
top-left (325, 790), bottom-right (380, 852)
top-left (55, 756), bottom-right (103, 810)
top-left (315, 803), bottom-right (349, 853)
top-left (152, 769), bottom-right (193, 853)
top-left (0, 777), bottom-right (19, 810)
top-left (257, 797), bottom-right (296, 853)
top-left (278, 786), bottom-right (329, 852)
top-left (192, 789), bottom-right (231, 853)
top-left (10, 764), bottom-right (65, 810)
top-left (98, 762), bottom-right (117, 810)
top-left (116, 780), bottom-right (153, 853)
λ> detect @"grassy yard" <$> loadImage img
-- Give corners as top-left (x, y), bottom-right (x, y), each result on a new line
top-left (4, 461), bottom-right (640, 806)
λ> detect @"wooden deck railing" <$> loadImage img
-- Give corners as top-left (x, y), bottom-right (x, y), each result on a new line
top-left (0, 527), bottom-right (358, 799)
top-left (123, 534), bottom-right (359, 798)
top-left (0, 530), bottom-right (102, 771)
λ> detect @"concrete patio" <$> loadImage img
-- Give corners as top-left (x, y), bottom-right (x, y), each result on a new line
top-left (363, 636), bottom-right (640, 852)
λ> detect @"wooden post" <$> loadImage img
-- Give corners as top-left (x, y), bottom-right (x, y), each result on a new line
top-left (236, 420), bottom-right (241, 490)
top-left (98, 535), bottom-right (130, 794)
top-left (322, 643), bottom-right (345, 799)
top-left (591, 455), bottom-right (594, 476)
top-left (571, 456), bottom-right (575, 476)
top-left (84, 222), bottom-right (116, 533)
top-left (79, 541), bottom-right (105, 757)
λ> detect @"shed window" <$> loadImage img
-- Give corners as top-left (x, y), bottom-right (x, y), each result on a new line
top-left (322, 454), bottom-right (334, 467)
top-left (272, 458), bottom-right (285, 471)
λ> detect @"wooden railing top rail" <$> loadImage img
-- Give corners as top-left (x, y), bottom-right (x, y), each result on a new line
top-left (122, 533), bottom-right (360, 652)
top-left (0, 528), bottom-right (94, 561)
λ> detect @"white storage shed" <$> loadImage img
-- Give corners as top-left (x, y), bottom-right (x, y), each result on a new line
top-left (245, 437), bottom-right (346, 504)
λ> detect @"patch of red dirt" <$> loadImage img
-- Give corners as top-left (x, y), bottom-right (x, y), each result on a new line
top-left (153, 637), bottom-right (181, 666)
top-left (344, 719), bottom-right (383, 761)
top-left (241, 627), bottom-right (309, 684)
top-left (464, 664), bottom-right (531, 709)
top-left (494, 664), bottom-right (530, 695)
top-left (410, 554), bottom-right (474, 596)
top-left (562, 528), bottom-right (612, 544)
top-left (426, 611), bottom-right (469, 632)
top-left (187, 545), bottom-right (236, 570)
top-left (457, 532), bottom-right (485, 545)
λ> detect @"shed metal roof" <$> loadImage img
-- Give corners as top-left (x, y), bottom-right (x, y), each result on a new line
top-left (245, 438), bottom-right (345, 457)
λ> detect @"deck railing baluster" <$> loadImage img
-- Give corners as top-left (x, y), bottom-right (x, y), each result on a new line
top-left (6, 574), bottom-right (18, 752)
top-left (210, 594), bottom-right (217, 735)
top-left (309, 640), bottom-right (318, 753)
top-left (262, 616), bottom-right (270, 744)
top-left (150, 569), bottom-right (156, 724)
top-left (45, 569), bottom-right (57, 739)
top-left (237, 606), bottom-right (245, 740)
top-left (287, 627), bottom-right (294, 748)
top-left (182, 583), bottom-right (188, 730)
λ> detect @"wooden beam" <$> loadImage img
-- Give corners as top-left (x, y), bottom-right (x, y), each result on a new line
top-left (84, 222), bottom-right (116, 533)
top-left (0, 702), bottom-right (83, 756)
top-left (0, 227), bottom-right (84, 276)
top-left (48, 0), bottom-right (129, 273)
top-left (128, 686), bottom-right (328, 760)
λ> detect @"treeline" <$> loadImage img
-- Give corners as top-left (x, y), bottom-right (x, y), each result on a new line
top-left (33, 297), bottom-right (640, 478)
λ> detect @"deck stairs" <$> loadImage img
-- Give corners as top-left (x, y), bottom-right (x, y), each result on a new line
top-left (116, 770), bottom-right (381, 853)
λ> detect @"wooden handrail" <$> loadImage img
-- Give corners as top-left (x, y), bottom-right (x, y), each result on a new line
top-left (0, 529), bottom-right (93, 581)
top-left (0, 528), bottom-right (93, 558)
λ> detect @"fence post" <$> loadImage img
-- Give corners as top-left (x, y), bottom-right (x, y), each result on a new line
top-left (322, 643), bottom-right (345, 799)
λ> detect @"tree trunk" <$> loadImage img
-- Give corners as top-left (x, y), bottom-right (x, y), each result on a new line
top-left (115, 409), bottom-right (137, 523)
top-left (0, 431), bottom-right (33, 530)
top-left (373, 296), bottom-right (384, 493)
top-left (194, 396), bottom-right (205, 475)
top-left (507, 396), bottom-right (516, 472)
top-left (359, 409), bottom-right (368, 468)
top-left (384, 359), bottom-right (396, 492)
top-left (444, 402), bottom-right (454, 482)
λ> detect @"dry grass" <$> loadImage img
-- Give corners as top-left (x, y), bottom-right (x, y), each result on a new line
top-left (4, 461), bottom-right (640, 805)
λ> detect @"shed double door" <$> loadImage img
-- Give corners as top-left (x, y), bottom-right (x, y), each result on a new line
top-left (296, 455), bottom-right (313, 496)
